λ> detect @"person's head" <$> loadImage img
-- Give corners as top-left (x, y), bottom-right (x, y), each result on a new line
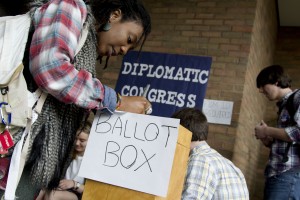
top-left (171, 108), bottom-right (208, 142)
top-left (74, 112), bottom-right (94, 156)
top-left (90, 0), bottom-right (151, 59)
top-left (256, 65), bottom-right (292, 101)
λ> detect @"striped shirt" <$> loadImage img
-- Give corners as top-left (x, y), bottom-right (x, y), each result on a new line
top-left (181, 141), bottom-right (249, 200)
top-left (265, 89), bottom-right (300, 177)
top-left (30, 0), bottom-right (117, 111)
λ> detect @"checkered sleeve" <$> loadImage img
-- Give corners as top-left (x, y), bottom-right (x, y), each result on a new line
top-left (29, 0), bottom-right (115, 110)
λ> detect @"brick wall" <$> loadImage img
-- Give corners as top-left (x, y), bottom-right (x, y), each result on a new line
top-left (231, 0), bottom-right (277, 199)
top-left (95, 0), bottom-right (292, 199)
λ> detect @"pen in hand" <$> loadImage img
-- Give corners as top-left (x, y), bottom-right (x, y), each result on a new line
top-left (142, 84), bottom-right (150, 98)
top-left (142, 84), bottom-right (152, 114)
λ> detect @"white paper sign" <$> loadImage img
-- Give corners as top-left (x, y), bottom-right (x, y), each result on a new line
top-left (78, 110), bottom-right (180, 197)
top-left (202, 99), bottom-right (234, 125)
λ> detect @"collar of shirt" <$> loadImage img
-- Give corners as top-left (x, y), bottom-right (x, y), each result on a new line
top-left (190, 141), bottom-right (211, 156)
top-left (276, 90), bottom-right (294, 108)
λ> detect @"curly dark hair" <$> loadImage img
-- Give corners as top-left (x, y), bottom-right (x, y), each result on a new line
top-left (0, 0), bottom-right (30, 16)
top-left (90, 0), bottom-right (151, 50)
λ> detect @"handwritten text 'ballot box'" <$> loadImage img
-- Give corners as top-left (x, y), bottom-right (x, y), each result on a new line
top-left (79, 110), bottom-right (180, 197)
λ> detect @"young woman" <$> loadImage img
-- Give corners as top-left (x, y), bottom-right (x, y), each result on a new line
top-left (36, 113), bottom-right (93, 200)
top-left (9, 0), bottom-right (152, 198)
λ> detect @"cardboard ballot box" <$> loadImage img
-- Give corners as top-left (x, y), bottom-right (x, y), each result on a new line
top-left (82, 125), bottom-right (192, 200)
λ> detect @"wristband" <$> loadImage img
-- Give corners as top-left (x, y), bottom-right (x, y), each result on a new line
top-left (73, 180), bottom-right (76, 189)
top-left (73, 181), bottom-right (80, 190)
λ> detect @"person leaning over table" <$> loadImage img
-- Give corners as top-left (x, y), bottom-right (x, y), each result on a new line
top-left (5, 0), bottom-right (152, 198)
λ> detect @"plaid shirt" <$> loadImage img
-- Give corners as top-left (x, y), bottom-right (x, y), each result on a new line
top-left (181, 141), bottom-right (249, 200)
top-left (30, 0), bottom-right (117, 111)
top-left (265, 89), bottom-right (300, 177)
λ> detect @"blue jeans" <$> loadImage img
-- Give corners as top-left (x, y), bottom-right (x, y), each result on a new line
top-left (264, 170), bottom-right (300, 200)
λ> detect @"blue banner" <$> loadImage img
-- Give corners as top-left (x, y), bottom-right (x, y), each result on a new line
top-left (115, 51), bottom-right (212, 117)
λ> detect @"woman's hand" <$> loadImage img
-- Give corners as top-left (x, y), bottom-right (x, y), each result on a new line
top-left (58, 179), bottom-right (75, 190)
top-left (117, 96), bottom-right (152, 114)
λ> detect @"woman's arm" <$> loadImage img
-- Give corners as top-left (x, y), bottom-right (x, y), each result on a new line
top-left (30, 0), bottom-right (115, 110)
top-left (58, 179), bottom-right (75, 190)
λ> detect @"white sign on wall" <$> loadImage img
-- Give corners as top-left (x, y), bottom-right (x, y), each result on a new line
top-left (202, 99), bottom-right (234, 125)
top-left (78, 111), bottom-right (180, 197)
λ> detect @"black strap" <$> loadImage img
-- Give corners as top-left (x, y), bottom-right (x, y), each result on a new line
top-left (279, 89), bottom-right (299, 163)
top-left (277, 89), bottom-right (299, 123)
top-left (282, 143), bottom-right (292, 163)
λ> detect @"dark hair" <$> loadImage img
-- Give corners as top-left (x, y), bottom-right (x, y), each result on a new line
top-left (90, 0), bottom-right (151, 50)
top-left (171, 108), bottom-right (208, 142)
top-left (0, 0), bottom-right (29, 16)
top-left (256, 65), bottom-right (291, 88)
